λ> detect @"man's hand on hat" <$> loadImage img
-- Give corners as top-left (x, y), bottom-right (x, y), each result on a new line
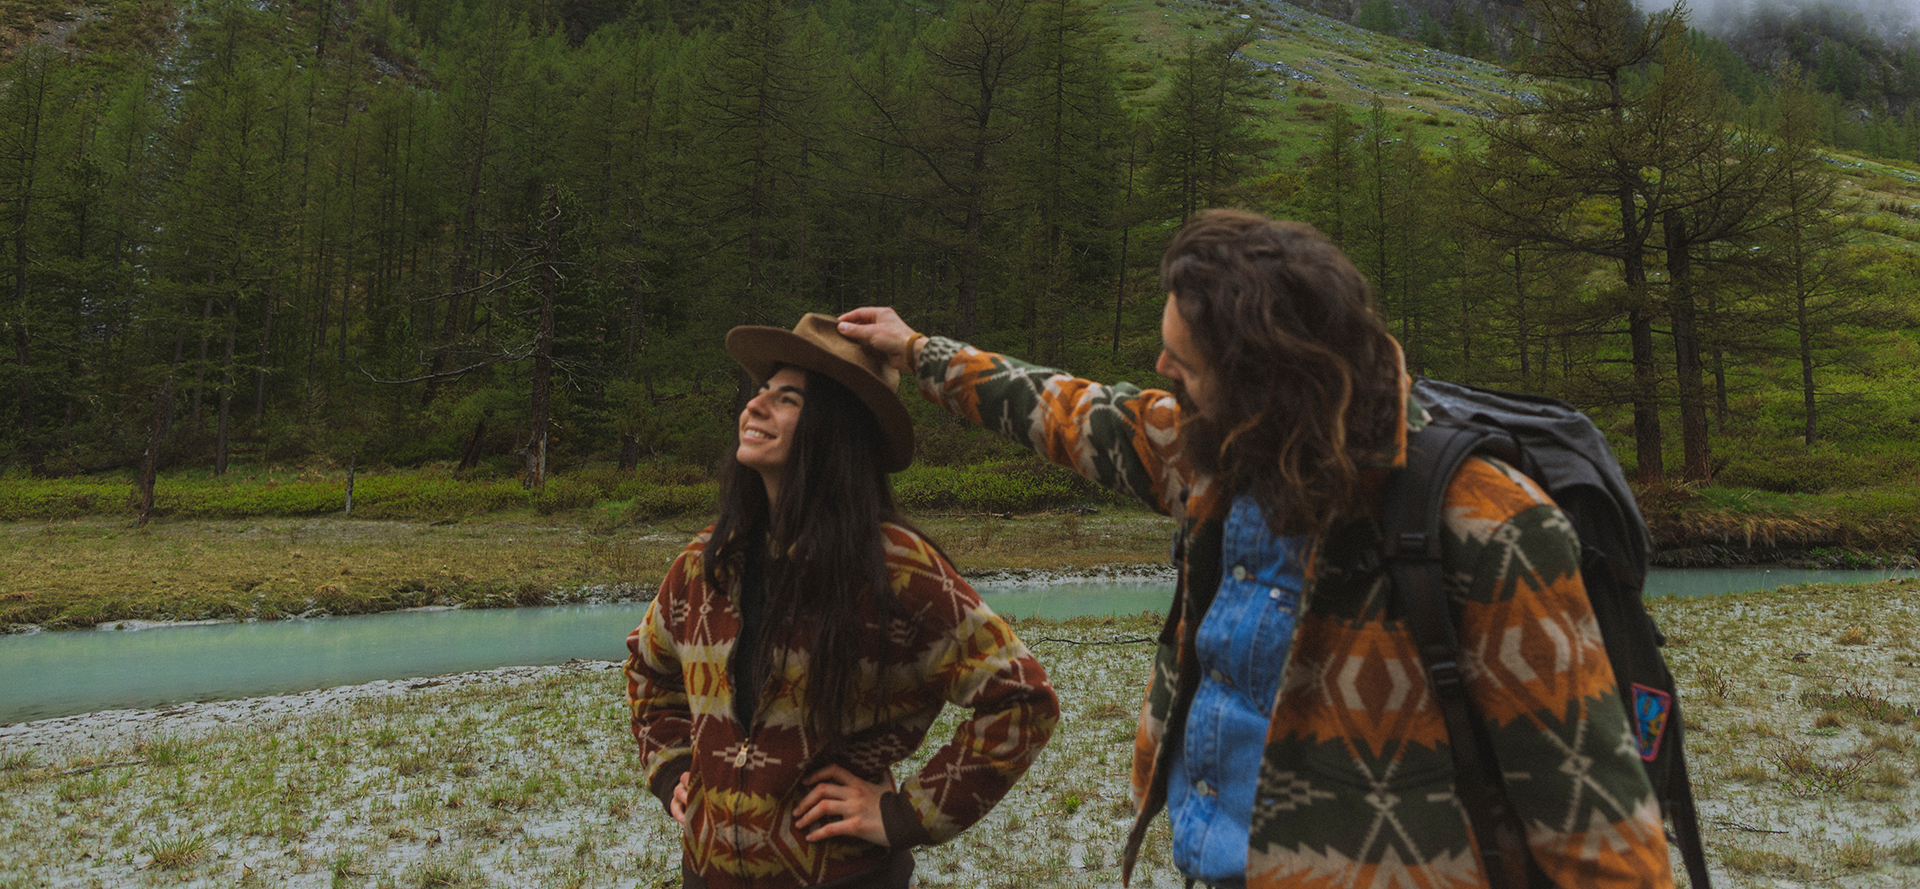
top-left (837, 307), bottom-right (921, 374)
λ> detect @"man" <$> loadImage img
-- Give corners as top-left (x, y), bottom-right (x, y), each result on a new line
top-left (837, 209), bottom-right (1674, 888)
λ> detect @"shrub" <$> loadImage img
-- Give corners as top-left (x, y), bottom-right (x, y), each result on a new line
top-left (0, 479), bottom-right (128, 520)
top-left (621, 483), bottom-right (719, 522)
top-left (894, 459), bottom-right (1120, 513)
top-left (532, 475), bottom-right (602, 515)
top-left (1715, 443), bottom-right (1869, 493)
top-left (347, 476), bottom-right (529, 518)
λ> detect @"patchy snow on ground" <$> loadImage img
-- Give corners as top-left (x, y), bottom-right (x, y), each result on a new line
top-left (5, 583), bottom-right (1919, 888)
top-left (0, 621), bottom-right (1177, 889)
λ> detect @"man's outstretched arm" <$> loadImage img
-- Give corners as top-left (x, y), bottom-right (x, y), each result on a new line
top-left (837, 306), bottom-right (1200, 518)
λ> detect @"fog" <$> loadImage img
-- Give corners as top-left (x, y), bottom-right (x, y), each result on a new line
top-left (1633, 0), bottom-right (1920, 41)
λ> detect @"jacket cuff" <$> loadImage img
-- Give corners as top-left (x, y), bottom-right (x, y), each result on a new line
top-left (649, 757), bottom-right (692, 810)
top-left (880, 791), bottom-right (933, 849)
top-left (913, 336), bottom-right (955, 388)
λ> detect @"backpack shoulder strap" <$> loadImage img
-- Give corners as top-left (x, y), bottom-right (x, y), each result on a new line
top-left (1383, 421), bottom-right (1539, 889)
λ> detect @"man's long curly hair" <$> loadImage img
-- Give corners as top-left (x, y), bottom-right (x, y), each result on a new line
top-left (1161, 210), bottom-right (1404, 535)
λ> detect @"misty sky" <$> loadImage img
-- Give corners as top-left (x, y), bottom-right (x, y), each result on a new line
top-left (1631, 0), bottom-right (1920, 39)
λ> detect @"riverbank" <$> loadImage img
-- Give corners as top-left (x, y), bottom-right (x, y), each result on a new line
top-left (3, 584), bottom-right (1919, 887)
top-left (12, 502), bottom-right (1920, 634)
top-left (0, 508), bottom-right (1179, 632)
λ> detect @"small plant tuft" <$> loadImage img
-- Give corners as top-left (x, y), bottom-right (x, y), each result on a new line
top-left (1719, 844), bottom-right (1813, 877)
top-left (1834, 835), bottom-right (1881, 870)
top-left (142, 832), bottom-right (209, 870)
top-left (1799, 684), bottom-right (1916, 725)
top-left (1892, 838), bottom-right (1920, 866)
top-left (1694, 663), bottom-right (1733, 702)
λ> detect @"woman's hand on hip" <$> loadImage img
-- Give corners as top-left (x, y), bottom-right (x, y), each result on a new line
top-left (669, 770), bottom-right (691, 824)
top-left (793, 764), bottom-right (894, 846)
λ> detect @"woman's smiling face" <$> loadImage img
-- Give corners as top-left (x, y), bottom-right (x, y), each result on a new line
top-left (737, 366), bottom-right (808, 495)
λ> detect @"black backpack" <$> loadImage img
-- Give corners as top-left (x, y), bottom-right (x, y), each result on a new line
top-left (1381, 377), bottom-right (1710, 889)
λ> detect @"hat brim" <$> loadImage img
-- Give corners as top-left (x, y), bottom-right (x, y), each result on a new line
top-left (725, 326), bottom-right (915, 473)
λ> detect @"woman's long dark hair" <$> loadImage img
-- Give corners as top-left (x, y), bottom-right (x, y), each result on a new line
top-left (704, 366), bottom-right (911, 743)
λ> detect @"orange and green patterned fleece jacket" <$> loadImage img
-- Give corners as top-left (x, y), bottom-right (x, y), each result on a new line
top-left (913, 336), bottom-right (1674, 889)
top-left (624, 522), bottom-right (1058, 889)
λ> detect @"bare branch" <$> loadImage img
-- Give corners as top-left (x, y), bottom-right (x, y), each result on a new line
top-left (359, 342), bottom-right (538, 385)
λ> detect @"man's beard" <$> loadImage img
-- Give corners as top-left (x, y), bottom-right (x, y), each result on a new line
top-left (1174, 382), bottom-right (1225, 477)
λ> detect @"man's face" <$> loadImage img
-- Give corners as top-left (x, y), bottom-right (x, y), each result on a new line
top-left (1156, 293), bottom-right (1216, 416)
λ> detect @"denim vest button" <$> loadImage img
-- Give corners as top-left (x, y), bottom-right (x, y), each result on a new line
top-left (1231, 564), bottom-right (1248, 581)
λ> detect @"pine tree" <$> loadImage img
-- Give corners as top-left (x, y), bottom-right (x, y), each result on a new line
top-left (1009, 0), bottom-right (1123, 361)
top-left (857, 0), bottom-right (1035, 338)
top-left (1148, 27), bottom-right (1264, 222)
top-left (1355, 0), bottom-right (1402, 37)
top-left (0, 48), bottom-right (71, 471)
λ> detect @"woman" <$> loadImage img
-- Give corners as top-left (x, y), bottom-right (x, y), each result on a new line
top-left (624, 314), bottom-right (1058, 889)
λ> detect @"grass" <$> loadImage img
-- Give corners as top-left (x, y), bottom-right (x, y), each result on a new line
top-left (140, 832), bottom-right (208, 870)
top-left (0, 513), bottom-right (687, 630)
top-left (14, 450), bottom-right (1920, 631)
top-left (0, 617), bottom-right (1174, 888)
top-left (0, 474), bottom-right (1177, 630)
top-left (1653, 580), bottom-right (1920, 885)
top-left (0, 586), bottom-right (1916, 886)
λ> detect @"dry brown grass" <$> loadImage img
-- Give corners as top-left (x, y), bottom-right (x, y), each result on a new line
top-left (0, 515), bottom-right (692, 630)
top-left (1, 508), bottom-right (1179, 630)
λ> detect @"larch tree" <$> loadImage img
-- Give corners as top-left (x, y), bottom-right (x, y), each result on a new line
top-left (1761, 68), bottom-right (1892, 446)
top-left (1147, 26), bottom-right (1264, 223)
top-left (1467, 0), bottom-right (1693, 482)
top-left (1009, 0), bottom-right (1123, 362)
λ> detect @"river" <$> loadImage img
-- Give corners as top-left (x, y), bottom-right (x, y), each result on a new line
top-left (3, 566), bottom-right (1915, 725)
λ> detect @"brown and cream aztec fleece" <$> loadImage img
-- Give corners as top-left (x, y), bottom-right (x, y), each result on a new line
top-left (913, 335), bottom-right (1674, 889)
top-left (624, 522), bottom-right (1058, 889)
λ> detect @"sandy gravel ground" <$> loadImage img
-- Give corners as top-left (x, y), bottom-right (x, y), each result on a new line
top-left (4, 584), bottom-right (1919, 888)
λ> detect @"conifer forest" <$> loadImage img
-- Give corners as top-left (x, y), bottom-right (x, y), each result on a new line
top-left (3, 0), bottom-right (1920, 488)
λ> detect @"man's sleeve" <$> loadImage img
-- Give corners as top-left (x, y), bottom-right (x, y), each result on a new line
top-left (624, 547), bottom-right (699, 811)
top-left (1445, 457), bottom-right (1675, 888)
top-left (913, 336), bottom-right (1192, 516)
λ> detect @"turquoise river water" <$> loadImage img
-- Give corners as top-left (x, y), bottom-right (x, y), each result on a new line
top-left (2, 567), bottom-right (1915, 725)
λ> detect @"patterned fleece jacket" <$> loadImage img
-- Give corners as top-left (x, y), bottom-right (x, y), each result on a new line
top-left (912, 336), bottom-right (1674, 889)
top-left (624, 522), bottom-right (1058, 889)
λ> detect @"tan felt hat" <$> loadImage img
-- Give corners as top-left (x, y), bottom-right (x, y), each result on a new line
top-left (725, 313), bottom-right (915, 473)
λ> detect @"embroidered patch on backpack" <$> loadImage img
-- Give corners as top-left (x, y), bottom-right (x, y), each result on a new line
top-left (1631, 683), bottom-right (1673, 762)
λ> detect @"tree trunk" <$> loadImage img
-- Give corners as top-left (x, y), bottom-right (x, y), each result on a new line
top-left (254, 289), bottom-right (275, 421)
top-left (8, 54), bottom-right (47, 473)
top-left (1798, 273), bottom-right (1817, 446)
top-left (137, 380), bottom-right (171, 527)
top-left (526, 186), bottom-right (559, 489)
top-left (1113, 129), bottom-right (1137, 355)
top-left (1628, 306), bottom-right (1663, 483)
top-left (216, 298), bottom-right (237, 475)
top-left (1664, 211), bottom-right (1710, 482)
top-left (1619, 175), bottom-right (1663, 483)
top-left (192, 291), bottom-right (213, 426)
